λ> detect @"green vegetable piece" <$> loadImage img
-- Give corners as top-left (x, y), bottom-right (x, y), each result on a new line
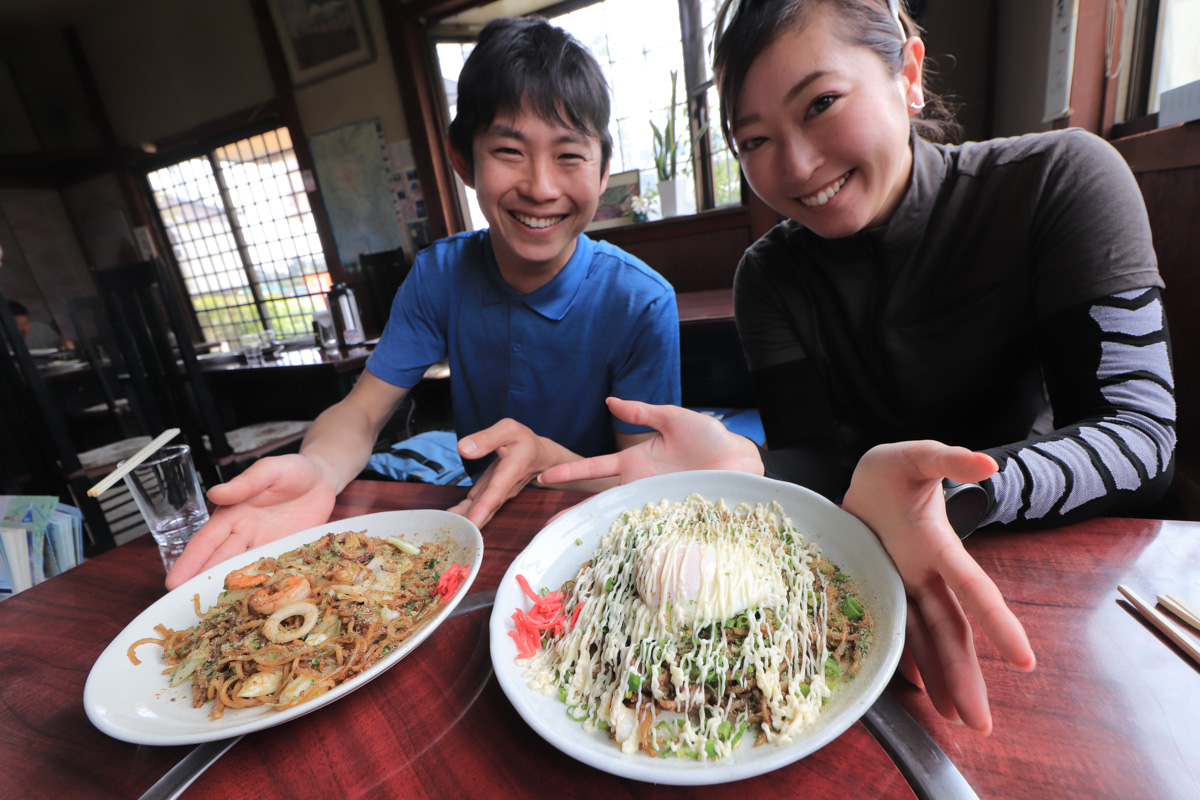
top-left (730, 720), bottom-right (751, 747)
top-left (824, 656), bottom-right (841, 689)
top-left (841, 595), bottom-right (865, 620)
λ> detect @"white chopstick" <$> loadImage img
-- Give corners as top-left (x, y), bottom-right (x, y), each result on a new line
top-left (86, 428), bottom-right (181, 497)
top-left (1117, 584), bottom-right (1200, 668)
top-left (1158, 594), bottom-right (1200, 634)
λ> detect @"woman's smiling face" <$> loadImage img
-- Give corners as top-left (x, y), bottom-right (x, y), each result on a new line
top-left (732, 6), bottom-right (923, 239)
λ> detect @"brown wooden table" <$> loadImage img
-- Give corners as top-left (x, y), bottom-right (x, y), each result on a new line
top-left (1, 482), bottom-right (1197, 799)
top-left (199, 343), bottom-right (448, 429)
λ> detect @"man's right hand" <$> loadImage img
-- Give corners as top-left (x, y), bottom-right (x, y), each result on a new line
top-left (164, 454), bottom-right (337, 589)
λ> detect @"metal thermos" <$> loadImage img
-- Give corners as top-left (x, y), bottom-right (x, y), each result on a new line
top-left (327, 283), bottom-right (364, 348)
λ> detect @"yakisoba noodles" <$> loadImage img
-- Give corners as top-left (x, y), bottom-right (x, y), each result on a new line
top-left (129, 530), bottom-right (470, 719)
top-left (509, 494), bottom-right (871, 759)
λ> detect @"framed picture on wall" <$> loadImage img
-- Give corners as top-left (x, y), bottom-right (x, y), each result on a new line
top-left (587, 170), bottom-right (640, 231)
top-left (267, 0), bottom-right (374, 87)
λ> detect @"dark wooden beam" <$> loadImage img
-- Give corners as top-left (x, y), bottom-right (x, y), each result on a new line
top-left (380, 2), bottom-right (462, 240)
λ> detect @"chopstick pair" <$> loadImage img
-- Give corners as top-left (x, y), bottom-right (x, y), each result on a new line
top-left (1117, 585), bottom-right (1200, 668)
top-left (1158, 594), bottom-right (1200, 633)
top-left (86, 428), bottom-right (181, 498)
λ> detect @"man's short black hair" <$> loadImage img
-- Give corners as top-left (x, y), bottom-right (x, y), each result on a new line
top-left (447, 17), bottom-right (613, 178)
top-left (7, 300), bottom-right (29, 317)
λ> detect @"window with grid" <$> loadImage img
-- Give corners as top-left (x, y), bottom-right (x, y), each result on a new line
top-left (433, 0), bottom-right (742, 230)
top-left (146, 127), bottom-right (332, 344)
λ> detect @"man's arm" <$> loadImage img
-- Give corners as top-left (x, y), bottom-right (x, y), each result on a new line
top-left (165, 373), bottom-right (410, 588)
top-left (299, 372), bottom-right (411, 492)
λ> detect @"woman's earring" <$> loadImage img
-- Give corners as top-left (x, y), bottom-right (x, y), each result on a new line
top-left (909, 100), bottom-right (926, 111)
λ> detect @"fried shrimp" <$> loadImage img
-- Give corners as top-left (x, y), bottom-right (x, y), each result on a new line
top-left (249, 575), bottom-right (311, 614)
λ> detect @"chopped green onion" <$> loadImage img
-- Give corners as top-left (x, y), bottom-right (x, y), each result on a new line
top-left (565, 705), bottom-right (589, 722)
top-left (824, 656), bottom-right (841, 689)
top-left (841, 595), bottom-right (865, 620)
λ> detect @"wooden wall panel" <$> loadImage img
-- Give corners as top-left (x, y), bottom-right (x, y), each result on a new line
top-left (1132, 164), bottom-right (1200, 517)
top-left (588, 206), bottom-right (753, 292)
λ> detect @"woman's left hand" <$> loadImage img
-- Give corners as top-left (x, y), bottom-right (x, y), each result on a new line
top-left (841, 441), bottom-right (1036, 735)
top-left (539, 398), bottom-right (764, 485)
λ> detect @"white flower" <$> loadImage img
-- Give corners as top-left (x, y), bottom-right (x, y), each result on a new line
top-left (630, 194), bottom-right (653, 215)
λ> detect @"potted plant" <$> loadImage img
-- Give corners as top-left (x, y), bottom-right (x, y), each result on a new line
top-left (651, 71), bottom-right (691, 218)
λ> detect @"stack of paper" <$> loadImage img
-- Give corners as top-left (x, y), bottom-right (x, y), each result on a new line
top-left (0, 496), bottom-right (85, 598)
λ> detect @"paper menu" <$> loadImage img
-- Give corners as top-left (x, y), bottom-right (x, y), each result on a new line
top-left (0, 496), bottom-right (84, 598)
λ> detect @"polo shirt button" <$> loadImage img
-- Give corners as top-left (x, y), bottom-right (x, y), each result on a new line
top-left (512, 343), bottom-right (521, 353)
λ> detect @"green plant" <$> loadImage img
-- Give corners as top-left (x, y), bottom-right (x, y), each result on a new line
top-left (651, 71), bottom-right (709, 183)
top-left (651, 71), bottom-right (682, 182)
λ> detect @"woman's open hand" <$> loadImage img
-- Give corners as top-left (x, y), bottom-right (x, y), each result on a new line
top-left (539, 398), bottom-right (764, 485)
top-left (841, 441), bottom-right (1036, 734)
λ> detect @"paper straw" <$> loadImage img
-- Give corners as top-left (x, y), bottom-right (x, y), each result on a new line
top-left (86, 428), bottom-right (181, 497)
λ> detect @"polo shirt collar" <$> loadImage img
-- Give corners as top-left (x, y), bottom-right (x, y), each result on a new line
top-left (481, 232), bottom-right (594, 321)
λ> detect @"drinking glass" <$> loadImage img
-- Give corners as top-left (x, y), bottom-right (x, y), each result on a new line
top-left (120, 444), bottom-right (210, 572)
top-left (240, 332), bottom-right (265, 365)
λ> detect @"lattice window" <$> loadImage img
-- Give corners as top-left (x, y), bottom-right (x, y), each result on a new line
top-left (146, 127), bottom-right (331, 344)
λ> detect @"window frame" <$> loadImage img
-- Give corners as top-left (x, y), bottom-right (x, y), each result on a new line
top-left (136, 116), bottom-right (334, 343)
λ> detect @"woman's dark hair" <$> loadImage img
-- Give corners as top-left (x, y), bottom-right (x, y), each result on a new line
top-left (447, 17), bottom-right (613, 178)
top-left (712, 0), bottom-right (961, 153)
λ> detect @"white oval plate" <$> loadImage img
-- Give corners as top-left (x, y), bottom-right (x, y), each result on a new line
top-left (489, 471), bottom-right (905, 785)
top-left (85, 509), bottom-right (482, 745)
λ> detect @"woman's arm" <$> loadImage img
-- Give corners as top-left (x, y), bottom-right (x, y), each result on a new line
top-left (980, 287), bottom-right (1175, 527)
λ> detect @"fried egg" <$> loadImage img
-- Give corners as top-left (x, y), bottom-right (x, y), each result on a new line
top-left (634, 533), bottom-right (786, 623)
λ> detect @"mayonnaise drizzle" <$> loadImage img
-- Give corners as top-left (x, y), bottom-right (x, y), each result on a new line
top-left (522, 494), bottom-right (831, 759)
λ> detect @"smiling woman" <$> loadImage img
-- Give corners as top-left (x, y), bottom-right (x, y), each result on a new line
top-left (536, 0), bottom-right (1175, 740)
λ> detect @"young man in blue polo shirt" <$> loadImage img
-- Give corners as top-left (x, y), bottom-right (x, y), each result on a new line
top-left (166, 17), bottom-right (680, 589)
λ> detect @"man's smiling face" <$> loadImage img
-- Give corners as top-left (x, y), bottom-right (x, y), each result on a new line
top-left (456, 104), bottom-right (609, 288)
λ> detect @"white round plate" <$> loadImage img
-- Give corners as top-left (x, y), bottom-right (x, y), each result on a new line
top-left (489, 471), bottom-right (905, 785)
top-left (85, 510), bottom-right (482, 745)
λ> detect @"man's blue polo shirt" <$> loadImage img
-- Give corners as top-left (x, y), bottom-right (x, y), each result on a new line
top-left (365, 230), bottom-right (680, 476)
